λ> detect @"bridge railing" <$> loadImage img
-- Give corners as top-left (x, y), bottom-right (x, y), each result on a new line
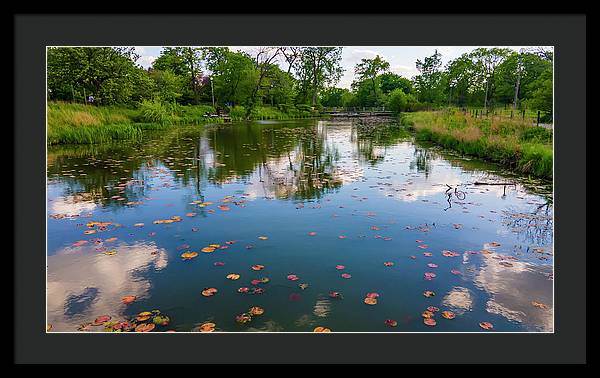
top-left (322, 106), bottom-right (388, 113)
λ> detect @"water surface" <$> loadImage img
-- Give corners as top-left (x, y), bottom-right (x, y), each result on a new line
top-left (47, 119), bottom-right (553, 332)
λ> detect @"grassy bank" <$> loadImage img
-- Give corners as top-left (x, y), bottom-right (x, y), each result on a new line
top-left (400, 110), bottom-right (553, 179)
top-left (48, 102), bottom-right (321, 145)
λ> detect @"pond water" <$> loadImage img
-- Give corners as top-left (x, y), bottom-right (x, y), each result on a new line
top-left (47, 118), bottom-right (554, 332)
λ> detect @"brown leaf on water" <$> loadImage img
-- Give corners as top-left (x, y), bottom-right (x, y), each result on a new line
top-left (135, 323), bottom-right (155, 332)
top-left (121, 295), bottom-right (136, 304)
top-left (531, 301), bottom-right (549, 310)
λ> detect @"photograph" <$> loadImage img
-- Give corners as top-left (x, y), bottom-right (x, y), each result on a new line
top-left (45, 45), bottom-right (555, 333)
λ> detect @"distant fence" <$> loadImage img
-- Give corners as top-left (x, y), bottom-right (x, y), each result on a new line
top-left (443, 106), bottom-right (552, 128)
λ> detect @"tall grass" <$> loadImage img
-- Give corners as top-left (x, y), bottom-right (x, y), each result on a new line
top-left (401, 110), bottom-right (553, 179)
top-left (47, 101), bottom-right (223, 145)
top-left (47, 102), bottom-right (321, 145)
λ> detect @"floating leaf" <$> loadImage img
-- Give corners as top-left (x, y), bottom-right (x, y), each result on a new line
top-left (153, 315), bottom-right (170, 326)
top-left (442, 250), bottom-right (460, 257)
top-left (298, 283), bottom-right (309, 290)
top-left (181, 251), bottom-right (199, 260)
top-left (251, 264), bottom-right (265, 271)
top-left (329, 291), bottom-right (343, 299)
top-left (313, 326), bottom-right (331, 332)
top-left (135, 323), bottom-right (155, 332)
top-left (423, 318), bottom-right (437, 326)
top-left (308, 232), bottom-right (317, 236)
top-left (441, 311), bottom-right (456, 319)
top-left (121, 295), bottom-right (136, 304)
top-left (236, 313), bottom-right (252, 324)
top-left (136, 312), bottom-right (152, 321)
top-left (258, 236), bottom-right (268, 240)
top-left (198, 322), bottom-right (216, 332)
top-left (202, 288), bottom-right (218, 297)
top-left (249, 306), bottom-right (264, 316)
top-left (383, 261), bottom-right (394, 267)
top-left (423, 291), bottom-right (436, 298)
top-left (287, 274), bottom-right (299, 281)
top-left (134, 223), bottom-right (145, 227)
top-left (341, 273), bottom-right (352, 279)
top-left (226, 273), bottom-right (241, 280)
top-left (364, 297), bottom-right (378, 305)
top-left (335, 265), bottom-right (345, 270)
top-left (93, 315), bottom-right (111, 325)
top-left (384, 319), bottom-right (398, 327)
top-left (531, 301), bottom-right (549, 309)
top-left (479, 322), bottom-right (494, 330)
top-left (201, 247), bottom-right (216, 253)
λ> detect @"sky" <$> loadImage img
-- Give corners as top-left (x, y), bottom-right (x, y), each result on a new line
top-left (133, 46), bottom-right (551, 89)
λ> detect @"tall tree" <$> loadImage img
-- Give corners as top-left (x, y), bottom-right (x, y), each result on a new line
top-left (445, 54), bottom-right (479, 106)
top-left (153, 47), bottom-right (204, 104)
top-left (469, 48), bottom-right (511, 110)
top-left (295, 47), bottom-right (344, 106)
top-left (245, 47), bottom-right (282, 117)
top-left (354, 55), bottom-right (390, 105)
top-left (202, 47), bottom-right (257, 107)
top-left (413, 50), bottom-right (444, 104)
top-left (47, 47), bottom-right (148, 105)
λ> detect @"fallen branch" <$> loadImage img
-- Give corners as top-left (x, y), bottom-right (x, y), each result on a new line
top-left (473, 182), bottom-right (516, 186)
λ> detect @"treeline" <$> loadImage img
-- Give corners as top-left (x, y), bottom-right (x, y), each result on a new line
top-left (321, 47), bottom-right (553, 121)
top-left (47, 46), bottom-right (344, 119)
top-left (47, 46), bottom-right (553, 121)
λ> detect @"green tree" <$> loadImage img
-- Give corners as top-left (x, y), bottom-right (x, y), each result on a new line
top-left (202, 47), bottom-right (257, 107)
top-left (469, 47), bottom-right (511, 110)
top-left (445, 54), bottom-right (480, 106)
top-left (413, 50), bottom-right (444, 104)
top-left (47, 47), bottom-right (147, 105)
top-left (379, 73), bottom-right (413, 95)
top-left (152, 47), bottom-right (204, 104)
top-left (354, 55), bottom-right (390, 105)
top-left (149, 69), bottom-right (184, 103)
top-left (294, 47), bottom-right (344, 106)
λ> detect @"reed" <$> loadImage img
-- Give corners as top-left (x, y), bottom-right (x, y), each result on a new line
top-left (401, 110), bottom-right (553, 179)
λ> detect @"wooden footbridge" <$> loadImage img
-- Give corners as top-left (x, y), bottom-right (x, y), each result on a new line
top-left (321, 107), bottom-right (394, 117)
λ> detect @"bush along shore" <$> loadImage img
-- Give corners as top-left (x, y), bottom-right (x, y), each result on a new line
top-left (47, 101), bottom-right (321, 145)
top-left (400, 110), bottom-right (553, 180)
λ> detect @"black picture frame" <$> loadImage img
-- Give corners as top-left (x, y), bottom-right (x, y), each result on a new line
top-left (14, 14), bottom-right (586, 364)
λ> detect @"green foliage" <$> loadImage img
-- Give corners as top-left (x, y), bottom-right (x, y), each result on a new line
top-left (139, 99), bottom-right (175, 125)
top-left (294, 47), bottom-right (344, 105)
top-left (379, 73), bottom-right (413, 94)
top-left (149, 69), bottom-right (184, 103)
top-left (413, 49), bottom-right (445, 104)
top-left (402, 111), bottom-right (552, 179)
top-left (387, 89), bottom-right (418, 113)
top-left (47, 47), bottom-right (150, 105)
